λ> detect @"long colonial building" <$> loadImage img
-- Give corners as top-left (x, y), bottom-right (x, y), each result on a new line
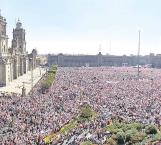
top-left (0, 13), bottom-right (37, 86)
top-left (48, 52), bottom-right (161, 68)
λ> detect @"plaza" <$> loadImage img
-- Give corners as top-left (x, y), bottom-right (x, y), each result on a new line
top-left (0, 67), bottom-right (46, 94)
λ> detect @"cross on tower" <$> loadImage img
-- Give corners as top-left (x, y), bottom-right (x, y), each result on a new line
top-left (99, 44), bottom-right (102, 53)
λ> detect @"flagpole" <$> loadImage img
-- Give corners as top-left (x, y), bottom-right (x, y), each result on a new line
top-left (137, 30), bottom-right (141, 79)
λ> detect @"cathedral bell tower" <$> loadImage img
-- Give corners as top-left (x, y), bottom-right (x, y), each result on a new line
top-left (12, 19), bottom-right (26, 54)
top-left (0, 12), bottom-right (8, 57)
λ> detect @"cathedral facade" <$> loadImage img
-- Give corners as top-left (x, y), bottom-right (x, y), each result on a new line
top-left (0, 13), bottom-right (37, 86)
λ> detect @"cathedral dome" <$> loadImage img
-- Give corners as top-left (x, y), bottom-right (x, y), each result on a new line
top-left (32, 49), bottom-right (37, 54)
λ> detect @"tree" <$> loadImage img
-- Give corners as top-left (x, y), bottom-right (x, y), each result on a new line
top-left (116, 132), bottom-right (125, 144)
top-left (145, 125), bottom-right (158, 135)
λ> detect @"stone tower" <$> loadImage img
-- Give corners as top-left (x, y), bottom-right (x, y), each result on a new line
top-left (12, 19), bottom-right (26, 54)
top-left (0, 13), bottom-right (8, 57)
top-left (11, 19), bottom-right (28, 78)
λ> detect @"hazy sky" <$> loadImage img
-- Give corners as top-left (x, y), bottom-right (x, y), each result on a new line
top-left (1, 0), bottom-right (161, 55)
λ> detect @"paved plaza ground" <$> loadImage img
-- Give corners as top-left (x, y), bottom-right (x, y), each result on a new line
top-left (0, 67), bottom-right (46, 95)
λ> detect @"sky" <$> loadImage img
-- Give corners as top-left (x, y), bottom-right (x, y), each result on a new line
top-left (1, 0), bottom-right (161, 55)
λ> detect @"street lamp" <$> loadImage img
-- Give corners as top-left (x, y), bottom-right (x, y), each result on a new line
top-left (30, 58), bottom-right (33, 97)
top-left (22, 81), bottom-right (26, 97)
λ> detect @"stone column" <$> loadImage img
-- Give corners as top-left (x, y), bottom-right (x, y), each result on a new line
top-left (21, 57), bottom-right (24, 75)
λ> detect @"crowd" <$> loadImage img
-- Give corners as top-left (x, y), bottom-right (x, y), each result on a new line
top-left (0, 67), bottom-right (161, 144)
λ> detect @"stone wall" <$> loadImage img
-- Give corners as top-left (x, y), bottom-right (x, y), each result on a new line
top-left (0, 64), bottom-right (5, 86)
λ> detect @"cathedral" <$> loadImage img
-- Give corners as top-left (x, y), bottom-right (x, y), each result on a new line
top-left (0, 13), bottom-right (37, 86)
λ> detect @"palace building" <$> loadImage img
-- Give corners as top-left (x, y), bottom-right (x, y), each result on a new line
top-left (48, 53), bottom-right (161, 68)
top-left (0, 13), bottom-right (37, 86)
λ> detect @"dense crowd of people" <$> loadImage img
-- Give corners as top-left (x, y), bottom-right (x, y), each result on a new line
top-left (0, 67), bottom-right (161, 144)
